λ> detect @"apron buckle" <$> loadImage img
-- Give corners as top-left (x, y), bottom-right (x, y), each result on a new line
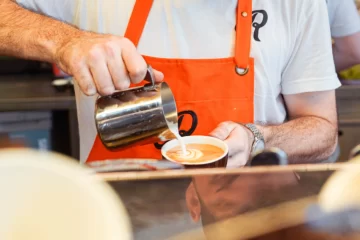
top-left (235, 65), bottom-right (250, 76)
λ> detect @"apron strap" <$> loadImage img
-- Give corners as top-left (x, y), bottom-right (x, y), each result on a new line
top-left (234, 0), bottom-right (253, 75)
top-left (124, 0), bottom-right (154, 47)
top-left (124, 0), bottom-right (252, 71)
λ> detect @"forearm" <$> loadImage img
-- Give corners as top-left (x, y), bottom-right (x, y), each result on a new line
top-left (0, 0), bottom-right (83, 62)
top-left (257, 117), bottom-right (338, 164)
top-left (333, 45), bottom-right (358, 72)
top-left (332, 33), bottom-right (360, 72)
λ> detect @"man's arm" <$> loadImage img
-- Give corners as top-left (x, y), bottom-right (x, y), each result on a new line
top-left (266, 0), bottom-right (340, 164)
top-left (258, 90), bottom-right (338, 164)
top-left (210, 0), bottom-right (340, 167)
top-left (0, 0), bottom-right (79, 63)
top-left (0, 0), bottom-right (163, 95)
top-left (333, 33), bottom-right (360, 72)
top-left (210, 90), bottom-right (338, 166)
top-left (328, 0), bottom-right (360, 72)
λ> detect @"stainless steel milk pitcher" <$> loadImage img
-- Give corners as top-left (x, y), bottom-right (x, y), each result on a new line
top-left (95, 65), bottom-right (179, 150)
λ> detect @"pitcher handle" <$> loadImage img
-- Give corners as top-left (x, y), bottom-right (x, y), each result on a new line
top-left (143, 65), bottom-right (157, 91)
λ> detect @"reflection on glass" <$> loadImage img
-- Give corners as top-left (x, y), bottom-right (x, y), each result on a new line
top-left (183, 171), bottom-right (348, 240)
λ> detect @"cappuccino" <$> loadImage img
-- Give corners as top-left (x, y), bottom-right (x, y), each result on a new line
top-left (165, 143), bottom-right (224, 163)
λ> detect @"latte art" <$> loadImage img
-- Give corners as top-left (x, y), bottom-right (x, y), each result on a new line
top-left (165, 143), bottom-right (225, 164)
top-left (172, 149), bottom-right (204, 161)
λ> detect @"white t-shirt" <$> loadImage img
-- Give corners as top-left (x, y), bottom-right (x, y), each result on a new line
top-left (327, 0), bottom-right (360, 37)
top-left (17, 0), bottom-right (343, 162)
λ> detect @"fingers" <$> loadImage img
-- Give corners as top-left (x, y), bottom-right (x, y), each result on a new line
top-left (153, 69), bottom-right (164, 82)
top-left (61, 35), bottom-right (164, 96)
top-left (106, 37), bottom-right (164, 89)
top-left (105, 40), bottom-right (131, 91)
top-left (209, 121), bottom-right (238, 140)
top-left (121, 38), bottom-right (148, 84)
top-left (121, 39), bottom-right (164, 83)
top-left (210, 121), bottom-right (249, 160)
top-left (88, 47), bottom-right (114, 96)
top-left (72, 62), bottom-right (97, 96)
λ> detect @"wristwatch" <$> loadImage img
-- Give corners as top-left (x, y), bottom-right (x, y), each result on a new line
top-left (244, 123), bottom-right (265, 155)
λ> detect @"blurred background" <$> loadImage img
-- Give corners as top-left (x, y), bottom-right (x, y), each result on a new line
top-left (0, 57), bottom-right (78, 159)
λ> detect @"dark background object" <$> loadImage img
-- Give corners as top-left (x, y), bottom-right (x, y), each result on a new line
top-left (0, 56), bottom-right (52, 75)
top-left (249, 148), bottom-right (288, 166)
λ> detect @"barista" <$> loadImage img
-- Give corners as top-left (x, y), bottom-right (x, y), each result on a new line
top-left (0, 0), bottom-right (340, 167)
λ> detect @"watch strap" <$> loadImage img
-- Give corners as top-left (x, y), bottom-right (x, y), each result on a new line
top-left (244, 123), bottom-right (265, 153)
top-left (245, 123), bottom-right (264, 141)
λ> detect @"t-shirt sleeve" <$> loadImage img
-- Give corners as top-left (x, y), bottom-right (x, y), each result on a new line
top-left (16, 0), bottom-right (76, 24)
top-left (281, 0), bottom-right (341, 95)
top-left (328, 0), bottom-right (360, 38)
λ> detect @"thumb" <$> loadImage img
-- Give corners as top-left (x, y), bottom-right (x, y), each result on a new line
top-left (153, 69), bottom-right (164, 82)
top-left (209, 121), bottom-right (238, 140)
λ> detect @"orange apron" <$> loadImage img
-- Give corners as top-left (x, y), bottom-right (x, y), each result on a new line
top-left (86, 0), bottom-right (254, 163)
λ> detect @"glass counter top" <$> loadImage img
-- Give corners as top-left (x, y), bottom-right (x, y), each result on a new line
top-left (98, 161), bottom-right (360, 240)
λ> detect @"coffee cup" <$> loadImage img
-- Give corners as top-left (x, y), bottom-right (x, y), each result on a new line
top-left (161, 136), bottom-right (229, 168)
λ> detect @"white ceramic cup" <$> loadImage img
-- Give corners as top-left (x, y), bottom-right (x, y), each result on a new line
top-left (161, 135), bottom-right (229, 168)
